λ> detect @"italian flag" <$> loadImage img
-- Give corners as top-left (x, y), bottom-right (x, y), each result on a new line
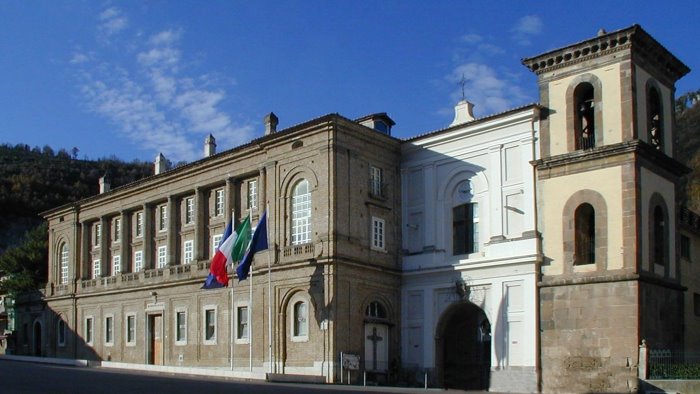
top-left (202, 215), bottom-right (251, 289)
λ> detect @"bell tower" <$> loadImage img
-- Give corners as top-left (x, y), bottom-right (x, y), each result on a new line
top-left (523, 25), bottom-right (690, 393)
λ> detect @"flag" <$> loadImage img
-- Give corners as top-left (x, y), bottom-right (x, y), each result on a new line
top-left (202, 220), bottom-right (233, 289)
top-left (236, 209), bottom-right (268, 281)
top-left (201, 215), bottom-right (251, 289)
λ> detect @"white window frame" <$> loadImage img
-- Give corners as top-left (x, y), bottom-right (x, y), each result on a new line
top-left (291, 180), bottom-right (311, 245)
top-left (104, 314), bottom-right (114, 346)
top-left (112, 255), bottom-right (121, 275)
top-left (371, 216), bottom-right (386, 251)
top-left (60, 244), bottom-right (69, 285)
top-left (57, 319), bottom-right (66, 347)
top-left (248, 180), bottom-right (258, 209)
top-left (135, 212), bottom-right (144, 238)
top-left (133, 250), bottom-right (143, 273)
top-left (94, 223), bottom-right (101, 247)
top-left (185, 197), bottom-right (194, 224)
top-left (175, 308), bottom-right (187, 346)
top-left (85, 316), bottom-right (94, 346)
top-left (157, 246), bottom-right (167, 269)
top-left (114, 218), bottom-right (121, 242)
top-left (215, 189), bottom-right (225, 217)
top-left (125, 313), bottom-right (136, 346)
top-left (203, 305), bottom-right (217, 344)
top-left (159, 205), bottom-right (167, 232)
top-left (92, 259), bottom-right (101, 279)
top-left (235, 302), bottom-right (250, 344)
top-left (291, 298), bottom-right (309, 342)
top-left (212, 234), bottom-right (223, 257)
top-left (370, 165), bottom-right (383, 197)
top-left (183, 240), bottom-right (194, 264)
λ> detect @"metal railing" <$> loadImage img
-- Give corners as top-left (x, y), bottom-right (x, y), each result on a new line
top-left (648, 349), bottom-right (700, 379)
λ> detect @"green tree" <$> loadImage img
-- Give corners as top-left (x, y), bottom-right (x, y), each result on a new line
top-left (0, 223), bottom-right (48, 295)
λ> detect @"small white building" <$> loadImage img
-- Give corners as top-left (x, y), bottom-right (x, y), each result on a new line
top-left (400, 102), bottom-right (540, 392)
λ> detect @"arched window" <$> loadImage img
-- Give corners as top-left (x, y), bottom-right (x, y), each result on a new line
top-left (574, 203), bottom-right (595, 265)
top-left (293, 301), bottom-right (308, 337)
top-left (653, 205), bottom-right (667, 266)
top-left (291, 180), bottom-right (311, 245)
top-left (574, 83), bottom-right (596, 150)
top-left (57, 319), bottom-right (66, 347)
top-left (59, 243), bottom-right (69, 285)
top-left (648, 87), bottom-right (663, 150)
top-left (365, 301), bottom-right (387, 319)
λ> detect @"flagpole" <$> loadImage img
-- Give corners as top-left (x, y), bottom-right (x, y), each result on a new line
top-left (267, 204), bottom-right (273, 374)
top-left (249, 207), bottom-right (253, 373)
top-left (230, 280), bottom-right (234, 371)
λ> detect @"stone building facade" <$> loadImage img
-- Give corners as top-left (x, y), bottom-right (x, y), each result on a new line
top-left (523, 25), bottom-right (690, 393)
top-left (35, 113), bottom-right (402, 380)
top-left (12, 24), bottom-right (697, 393)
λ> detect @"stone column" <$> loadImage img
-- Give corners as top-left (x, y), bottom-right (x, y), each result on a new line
top-left (226, 178), bottom-right (235, 225)
top-left (167, 196), bottom-right (178, 266)
top-left (120, 211), bottom-right (130, 273)
top-left (259, 166), bottom-right (267, 214)
top-left (143, 203), bottom-right (153, 269)
top-left (99, 217), bottom-right (109, 277)
top-left (80, 222), bottom-right (90, 279)
top-left (194, 187), bottom-right (206, 261)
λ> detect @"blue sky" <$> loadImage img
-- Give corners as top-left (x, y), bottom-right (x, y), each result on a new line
top-left (1, 1), bottom-right (698, 163)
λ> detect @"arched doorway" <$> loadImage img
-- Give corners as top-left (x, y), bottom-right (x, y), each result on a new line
top-left (33, 321), bottom-right (42, 357)
top-left (436, 302), bottom-right (491, 390)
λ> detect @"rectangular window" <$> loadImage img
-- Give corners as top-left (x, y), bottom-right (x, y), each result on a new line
top-left (133, 250), bottom-right (143, 272)
top-left (159, 205), bottom-right (167, 232)
top-left (157, 246), bottom-right (167, 269)
top-left (112, 255), bottom-right (121, 275)
top-left (371, 217), bottom-right (386, 250)
top-left (682, 234), bottom-right (691, 261)
top-left (247, 180), bottom-right (258, 209)
top-left (237, 306), bottom-right (249, 340)
top-left (212, 234), bottom-right (222, 257)
top-left (453, 203), bottom-right (479, 255)
top-left (204, 307), bottom-right (216, 343)
top-left (114, 218), bottom-right (121, 242)
top-left (370, 166), bottom-right (383, 197)
top-left (85, 317), bottom-right (94, 345)
top-left (92, 259), bottom-right (101, 279)
top-left (185, 198), bottom-right (194, 224)
top-left (135, 212), bottom-right (143, 237)
top-left (215, 189), bottom-right (225, 217)
top-left (183, 240), bottom-right (194, 264)
top-left (94, 223), bottom-right (101, 246)
top-left (105, 316), bottom-right (114, 345)
top-left (126, 314), bottom-right (136, 345)
top-left (176, 311), bottom-right (187, 344)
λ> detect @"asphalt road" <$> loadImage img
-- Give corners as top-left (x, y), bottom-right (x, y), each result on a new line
top-left (0, 360), bottom-right (478, 394)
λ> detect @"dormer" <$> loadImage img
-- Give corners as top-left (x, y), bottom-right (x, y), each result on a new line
top-left (356, 113), bottom-right (395, 135)
top-left (522, 25), bottom-right (689, 159)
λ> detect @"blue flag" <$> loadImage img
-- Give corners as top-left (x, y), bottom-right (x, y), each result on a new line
top-left (236, 209), bottom-right (268, 281)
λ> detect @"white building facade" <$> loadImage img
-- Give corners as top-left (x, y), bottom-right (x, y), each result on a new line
top-left (400, 104), bottom-right (540, 392)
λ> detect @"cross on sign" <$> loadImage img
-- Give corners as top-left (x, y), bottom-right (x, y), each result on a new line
top-left (366, 327), bottom-right (383, 370)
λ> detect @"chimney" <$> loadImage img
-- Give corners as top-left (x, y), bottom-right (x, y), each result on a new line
top-left (264, 112), bottom-right (279, 135)
top-left (450, 100), bottom-right (475, 127)
top-left (204, 134), bottom-right (216, 157)
top-left (154, 153), bottom-right (169, 175)
top-left (99, 174), bottom-right (110, 194)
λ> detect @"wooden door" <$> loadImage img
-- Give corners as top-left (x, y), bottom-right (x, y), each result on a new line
top-left (149, 314), bottom-right (163, 365)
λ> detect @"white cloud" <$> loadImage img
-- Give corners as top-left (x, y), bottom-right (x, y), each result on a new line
top-left (461, 34), bottom-right (483, 44)
top-left (70, 52), bottom-right (90, 64)
top-left (98, 7), bottom-right (128, 38)
top-left (446, 62), bottom-right (530, 117)
top-left (72, 12), bottom-right (255, 162)
top-left (511, 15), bottom-right (543, 46)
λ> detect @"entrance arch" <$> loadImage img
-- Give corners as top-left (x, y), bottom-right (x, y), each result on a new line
top-left (435, 302), bottom-right (491, 390)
